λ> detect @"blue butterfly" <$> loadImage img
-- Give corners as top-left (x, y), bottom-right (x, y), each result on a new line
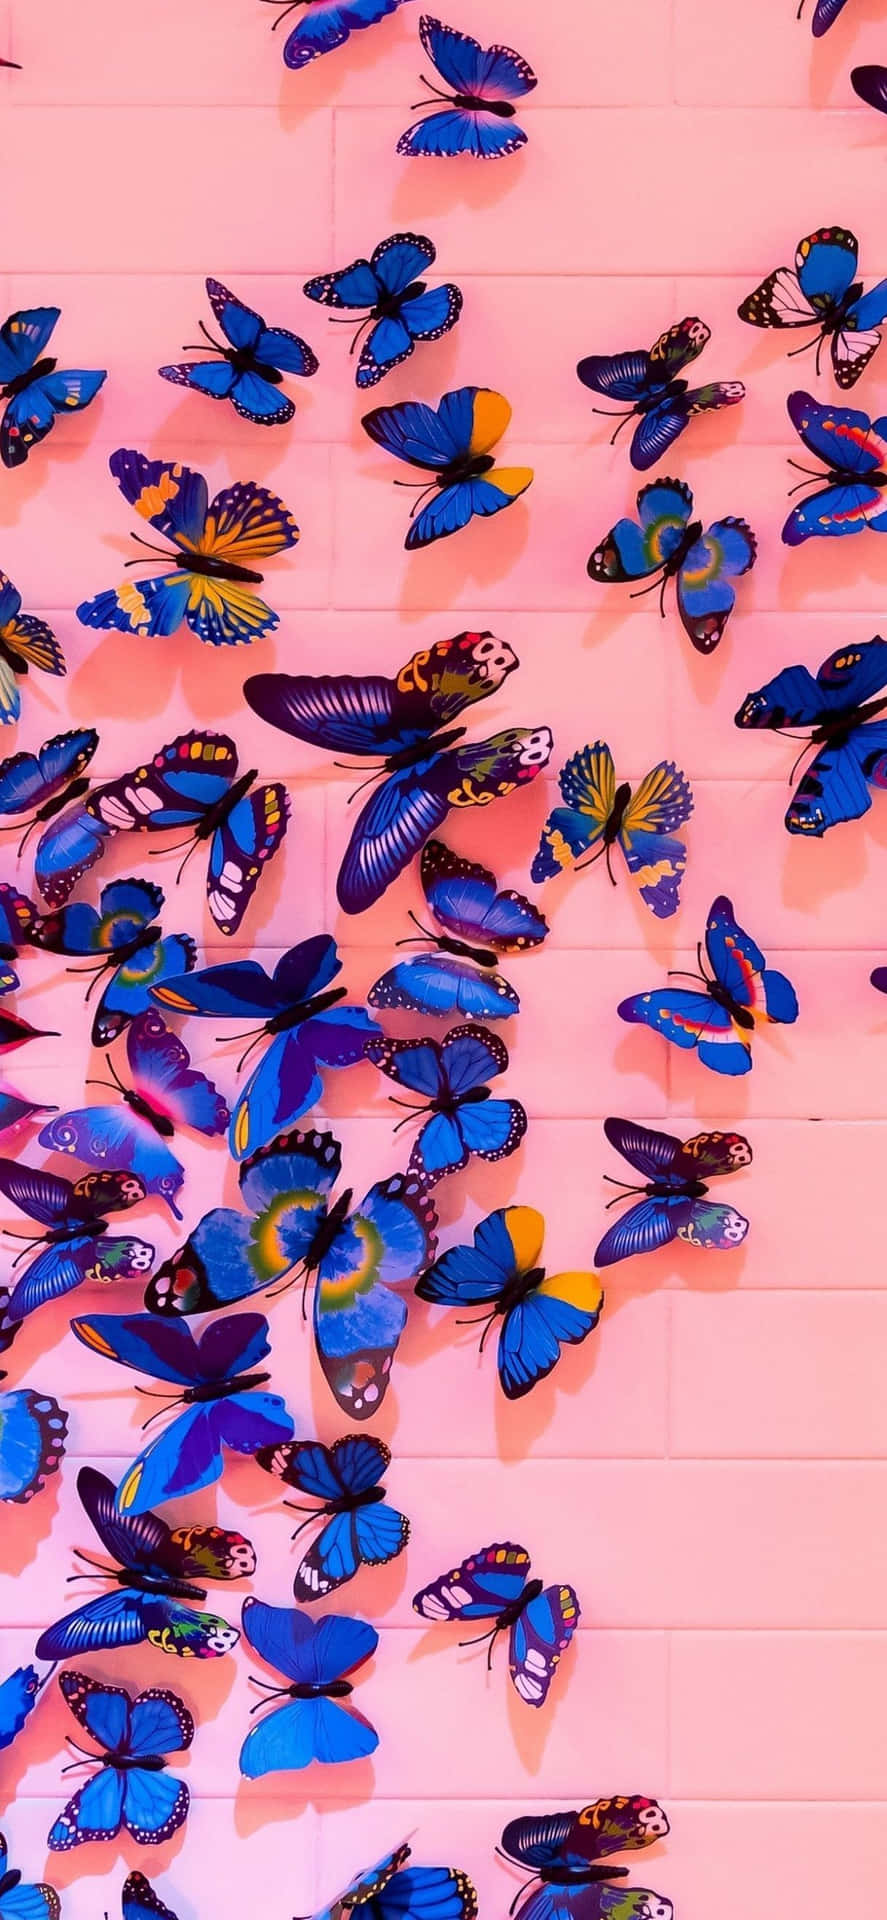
top-left (588, 478), bottom-right (757, 654)
top-left (531, 743), bottom-right (693, 919)
top-left (500, 1796), bottom-right (672, 1920)
top-left (0, 729), bottom-right (99, 853)
top-left (739, 227), bottom-right (887, 390)
top-left (35, 1465), bottom-right (253, 1662)
top-left (151, 935), bottom-right (379, 1161)
top-left (0, 1385), bottom-right (67, 1500)
top-left (142, 1128), bottom-right (437, 1421)
top-left (0, 574), bottom-right (65, 726)
top-left (398, 17), bottom-right (537, 158)
top-left (0, 883), bottom-right (39, 996)
top-left (413, 1542), bottom-right (580, 1707)
top-left (304, 234), bottom-right (461, 389)
top-left (362, 385), bottom-right (533, 548)
top-left (577, 316), bottom-right (744, 470)
top-left (255, 1436), bottom-right (410, 1599)
top-left (618, 894), bottom-right (799, 1076)
top-left (0, 308), bottom-right (105, 468)
top-left (269, 0), bottom-right (415, 71)
top-left (0, 1666), bottom-right (44, 1752)
top-left (159, 278), bottom-right (318, 423)
top-left (239, 1599), bottom-right (378, 1775)
top-left (783, 390), bottom-right (887, 544)
top-left (47, 1669), bottom-right (193, 1851)
top-left (311, 1845), bottom-right (477, 1920)
top-left (417, 1206), bottom-right (603, 1400)
top-left (33, 876), bottom-right (197, 1048)
top-left (736, 637), bottom-right (887, 836)
top-left (0, 1831), bottom-right (58, 1920)
top-left (70, 1311), bottom-right (296, 1514)
top-left (122, 1875), bottom-right (179, 1920)
top-left (369, 837), bottom-right (548, 1020)
top-left (595, 1118), bottom-right (751, 1267)
top-left (0, 1162), bottom-right (154, 1326)
top-left (366, 1022), bottom-right (527, 1186)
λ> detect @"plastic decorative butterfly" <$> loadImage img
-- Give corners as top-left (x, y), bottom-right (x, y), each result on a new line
top-left (0, 728), bottom-right (99, 851)
top-left (122, 1876), bottom-right (179, 1920)
top-left (245, 633), bottom-right (550, 913)
top-left (851, 65), bottom-right (887, 113)
top-left (0, 1832), bottom-right (58, 1920)
top-left (618, 895), bottom-right (799, 1077)
top-left (239, 1599), bottom-right (378, 1774)
top-left (37, 730), bottom-right (289, 935)
top-left (413, 1542), bottom-right (579, 1707)
top-left (588, 478), bottom-right (757, 654)
top-left (268, 0), bottom-right (416, 71)
top-left (594, 1118), bottom-right (751, 1268)
top-left (159, 278), bottom-right (318, 424)
top-left (151, 935), bottom-right (379, 1161)
top-left (0, 573), bottom-right (65, 725)
top-left (0, 1385), bottom-right (67, 1499)
top-left (311, 1845), bottom-right (477, 1920)
top-left (531, 743), bottom-right (694, 919)
top-left (417, 1207), bottom-right (604, 1399)
top-left (70, 1311), bottom-right (296, 1514)
top-left (799, 0), bottom-right (851, 32)
top-left (500, 1796), bottom-right (672, 1920)
top-left (304, 233), bottom-right (461, 389)
top-left (76, 449), bottom-right (299, 644)
top-left (143, 1128), bottom-right (437, 1421)
top-left (369, 837), bottom-right (548, 1020)
top-left (47, 1669), bottom-right (193, 1851)
top-left (367, 1023), bottom-right (527, 1185)
top-left (782, 390), bottom-right (887, 543)
top-left (0, 1666), bottom-right (44, 1751)
top-left (0, 1161), bottom-right (153, 1325)
top-left (739, 227), bottom-right (887, 390)
top-left (363, 385), bottom-right (533, 548)
top-left (0, 307), bottom-right (105, 468)
top-left (254, 1435), bottom-right (409, 1600)
top-left (33, 876), bottom-right (197, 1048)
top-left (39, 1009), bottom-right (229, 1218)
top-left (35, 1465), bottom-right (253, 1662)
top-left (736, 638), bottom-right (887, 836)
top-left (0, 883), bottom-right (39, 995)
top-left (577, 317), bottom-right (744, 471)
top-left (398, 17), bottom-right (537, 158)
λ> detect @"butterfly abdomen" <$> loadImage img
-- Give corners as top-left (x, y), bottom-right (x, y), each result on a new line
top-left (664, 520), bottom-right (704, 576)
top-left (182, 1369), bottom-right (270, 1404)
top-left (289, 1677), bottom-right (353, 1700)
top-left (226, 347), bottom-right (283, 386)
top-left (452, 92), bottom-right (516, 119)
top-left (103, 1752), bottom-right (167, 1772)
top-left (178, 550), bottom-right (263, 586)
top-left (267, 985), bottom-right (347, 1033)
top-left (331, 1484), bottom-right (387, 1515)
top-left (119, 1566), bottom-right (206, 1602)
top-left (437, 932), bottom-right (498, 968)
top-left (497, 1577), bottom-right (543, 1629)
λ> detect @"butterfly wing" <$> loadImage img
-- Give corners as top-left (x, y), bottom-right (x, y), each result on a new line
top-left (229, 1005), bottom-right (380, 1162)
top-left (122, 1875), bottom-right (180, 1920)
top-left (0, 1665), bottom-right (42, 1751)
top-left (676, 518), bottom-right (757, 653)
top-left (0, 308), bottom-right (59, 383)
top-left (205, 783), bottom-right (289, 935)
top-left (421, 837), bottom-right (547, 949)
top-left (0, 1388), bottom-right (67, 1501)
top-left (398, 20), bottom-right (535, 157)
top-left (595, 1194), bottom-right (697, 1267)
top-left (851, 63), bottom-right (887, 112)
top-left (125, 1009), bottom-right (229, 1135)
top-left (92, 932), bottom-right (198, 1047)
top-left (407, 465), bottom-right (532, 549)
top-left (314, 1174), bottom-right (437, 1419)
top-left (617, 761), bottom-right (693, 916)
top-left (0, 728), bottom-right (97, 816)
top-left (39, 1107), bottom-right (187, 1219)
top-left (704, 894), bottom-right (799, 1026)
top-left (1, 367), bottom-right (104, 468)
top-left (246, 630), bottom-right (516, 755)
top-left (588, 478), bottom-right (694, 582)
top-left (632, 379), bottom-right (744, 471)
top-left (368, 955), bottom-right (520, 1020)
top-left (576, 347), bottom-right (656, 404)
top-left (618, 985), bottom-right (753, 1076)
top-left (282, 0), bottom-right (407, 69)
top-left (531, 741), bottom-right (615, 879)
top-left (509, 1584), bottom-right (580, 1706)
top-left (498, 1271), bottom-right (603, 1400)
top-left (812, 0), bottom-right (852, 31)
top-left (413, 1541), bottom-right (531, 1622)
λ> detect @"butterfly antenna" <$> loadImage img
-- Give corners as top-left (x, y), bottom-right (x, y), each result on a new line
top-left (171, 836), bottom-right (201, 885)
top-left (263, 0), bottom-right (299, 29)
top-left (283, 1507), bottom-right (319, 1542)
top-left (248, 1677), bottom-right (290, 1712)
top-left (235, 1029), bottom-right (268, 1074)
top-left (667, 967), bottom-right (706, 983)
top-left (300, 1264), bottom-right (311, 1322)
top-left (609, 411), bottom-right (636, 446)
top-left (85, 1068), bottom-right (125, 1097)
top-left (70, 1549), bottom-right (115, 1580)
top-left (405, 482), bottom-right (439, 519)
top-left (409, 75), bottom-right (453, 107)
top-left (332, 758), bottom-right (386, 773)
top-left (574, 843), bottom-right (607, 875)
top-left (346, 767), bottom-right (388, 806)
top-left (15, 815), bottom-right (41, 856)
top-left (124, 533), bottom-right (175, 564)
top-left (629, 572), bottom-right (665, 603)
top-left (389, 1098), bottom-right (426, 1133)
top-left (789, 737), bottom-right (816, 785)
top-left (347, 315), bottom-right (376, 359)
top-left (786, 334), bottom-right (818, 361)
top-left (189, 319), bottom-right (226, 354)
top-left (458, 1622), bottom-right (497, 1654)
top-left (396, 911), bottom-right (437, 948)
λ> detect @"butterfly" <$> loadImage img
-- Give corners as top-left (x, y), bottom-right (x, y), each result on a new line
top-left (531, 743), bottom-right (693, 919)
top-left (143, 1128), bottom-right (437, 1421)
top-left (0, 307), bottom-right (105, 469)
top-left (782, 390), bottom-right (887, 543)
top-left (0, 728), bottom-right (99, 851)
top-left (33, 876), bottom-right (197, 1048)
top-left (0, 883), bottom-right (39, 995)
top-left (398, 17), bottom-right (537, 159)
top-left (35, 1464), bottom-right (253, 1662)
top-left (851, 64), bottom-right (887, 112)
top-left (499, 1796), bottom-right (672, 1920)
top-left (416, 1207), bottom-right (603, 1400)
top-left (70, 1311), bottom-right (296, 1514)
top-left (0, 1162), bottom-right (153, 1325)
top-left (159, 278), bottom-right (318, 424)
top-left (122, 1876), bottom-right (179, 1920)
top-left (239, 1598), bottom-right (378, 1775)
top-left (0, 1384), bottom-right (67, 1499)
top-left (304, 233), bottom-right (461, 389)
top-left (413, 1542), bottom-right (579, 1707)
top-left (740, 227), bottom-right (887, 391)
top-left (0, 1832), bottom-right (58, 1920)
top-left (369, 837), bottom-right (548, 1020)
top-left (577, 316), bottom-right (744, 471)
top-left (367, 1023), bottom-right (527, 1186)
top-left (594, 1118), bottom-right (751, 1268)
top-left (244, 632), bottom-right (550, 912)
top-left (39, 1009), bottom-right (229, 1218)
top-left (311, 1845), bottom-right (477, 1920)
top-left (76, 449), bottom-right (299, 645)
top-left (150, 935), bottom-right (379, 1162)
top-left (618, 894), bottom-right (799, 1077)
top-left (735, 637), bottom-right (887, 836)
top-left (0, 573), bottom-right (65, 725)
top-left (363, 385), bottom-right (533, 549)
top-left (36, 730), bottom-right (290, 935)
top-left (588, 478), bottom-right (757, 654)
top-left (0, 1665), bottom-right (45, 1751)
top-left (47, 1669), bottom-right (193, 1851)
top-left (799, 0), bottom-right (851, 32)
top-left (269, 0), bottom-right (416, 71)
top-left (255, 1436), bottom-right (409, 1600)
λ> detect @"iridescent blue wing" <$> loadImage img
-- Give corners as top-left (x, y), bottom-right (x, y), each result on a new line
top-left (738, 638), bottom-right (887, 733)
top-left (595, 1194), bottom-right (696, 1266)
top-left (786, 719), bottom-right (887, 833)
top-left (0, 1666), bottom-right (43, 1751)
top-left (47, 1767), bottom-right (127, 1850)
top-left (375, 1869), bottom-right (477, 1920)
top-left (239, 1601), bottom-right (378, 1773)
top-left (92, 932), bottom-right (197, 1047)
top-left (676, 517), bottom-right (757, 654)
top-left (122, 1875), bottom-right (180, 1920)
top-left (0, 308), bottom-right (59, 383)
top-left (0, 729), bottom-right (97, 816)
top-left (113, 1392), bottom-right (295, 1514)
top-left (632, 380), bottom-right (744, 472)
top-left (245, 631), bottom-right (516, 755)
top-left (786, 388), bottom-right (887, 479)
top-left (34, 1587), bottom-right (237, 1662)
top-left (617, 985), bottom-right (753, 1076)
top-left (5, 1233), bottom-right (155, 1324)
top-left (358, 283), bottom-right (462, 388)
top-left (498, 1273), bottom-right (603, 1401)
top-left (509, 1584), bottom-right (580, 1706)
top-left (228, 1005), bottom-right (380, 1162)
top-left (368, 955), bottom-right (519, 1019)
top-left (362, 387), bottom-right (478, 470)
top-left (314, 1173), bottom-right (437, 1419)
top-left (125, 1009), bottom-right (229, 1135)
top-left (407, 468), bottom-right (532, 548)
top-left (782, 479), bottom-right (887, 544)
top-left (0, 1388), bottom-right (67, 1501)
top-left (282, 0), bottom-right (410, 69)
top-left (704, 895), bottom-right (799, 1025)
top-left (1, 367), bottom-right (105, 468)
top-left (588, 478), bottom-right (694, 582)
top-left (85, 730), bottom-right (239, 835)
top-left (206, 783), bottom-right (289, 936)
top-left (413, 1542), bottom-right (531, 1621)
top-left (33, 802), bottom-right (113, 907)
top-left (39, 1106), bottom-right (187, 1219)
top-left (421, 837), bottom-right (547, 948)
top-left (576, 347), bottom-right (657, 404)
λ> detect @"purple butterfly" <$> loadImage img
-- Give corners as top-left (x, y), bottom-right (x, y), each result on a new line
top-left (595, 1118), bottom-right (751, 1267)
top-left (0, 1162), bottom-right (154, 1325)
top-left (577, 317), bottom-right (744, 471)
top-left (413, 1541), bottom-right (579, 1707)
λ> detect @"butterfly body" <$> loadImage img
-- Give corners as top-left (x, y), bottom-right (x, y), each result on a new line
top-left (595, 1118), bottom-right (750, 1266)
top-left (413, 1541), bottom-right (579, 1705)
top-left (588, 478), bottom-right (756, 653)
top-left (783, 390), bottom-right (887, 543)
top-left (500, 1796), bottom-right (672, 1920)
top-left (159, 279), bottom-right (318, 425)
top-left (736, 638), bottom-right (887, 834)
top-left (618, 895), bottom-right (799, 1076)
top-left (0, 308), bottom-right (106, 469)
top-left (577, 317), bottom-right (744, 470)
top-left (304, 233), bottom-right (461, 388)
top-left (48, 1669), bottom-right (193, 1850)
top-left (532, 743), bottom-right (693, 917)
top-left (398, 17), bottom-right (537, 160)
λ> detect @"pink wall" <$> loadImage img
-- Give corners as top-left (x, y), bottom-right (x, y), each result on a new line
top-left (1, 1), bottom-right (885, 1917)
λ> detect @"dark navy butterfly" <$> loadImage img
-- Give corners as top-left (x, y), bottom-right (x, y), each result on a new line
top-left (783, 390), bottom-right (887, 543)
top-left (0, 307), bottom-right (105, 468)
top-left (595, 1119), bottom-right (751, 1268)
top-left (0, 1383), bottom-right (67, 1500)
top-left (255, 1435), bottom-right (409, 1600)
top-left (268, 0), bottom-right (416, 71)
top-left (577, 317), bottom-right (744, 471)
top-left (0, 573), bottom-right (65, 726)
top-left (0, 1160), bottom-right (153, 1325)
top-left (47, 1669), bottom-right (193, 1851)
top-left (362, 385), bottom-right (534, 548)
top-left (159, 278), bottom-right (318, 424)
top-left (500, 1796), bottom-right (672, 1920)
top-left (304, 233), bottom-right (461, 389)
top-left (618, 895), bottom-right (799, 1076)
top-left (739, 227), bottom-right (887, 389)
top-left (367, 1022), bottom-right (527, 1186)
top-left (588, 478), bottom-right (757, 654)
top-left (33, 876), bottom-right (197, 1048)
top-left (0, 729), bottom-right (98, 853)
top-left (0, 1665), bottom-right (45, 1752)
top-left (122, 1875), bottom-right (179, 1920)
top-left (310, 1844), bottom-right (477, 1920)
top-left (0, 883), bottom-right (39, 996)
top-left (35, 1465), bottom-right (253, 1662)
top-left (413, 1542), bottom-right (579, 1707)
top-left (0, 1830), bottom-right (59, 1920)
top-left (736, 637), bottom-right (887, 835)
top-left (240, 1599), bottom-right (378, 1774)
top-left (369, 838), bottom-right (548, 1020)
top-left (398, 17), bottom-right (537, 158)
top-left (851, 65), bottom-right (887, 113)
